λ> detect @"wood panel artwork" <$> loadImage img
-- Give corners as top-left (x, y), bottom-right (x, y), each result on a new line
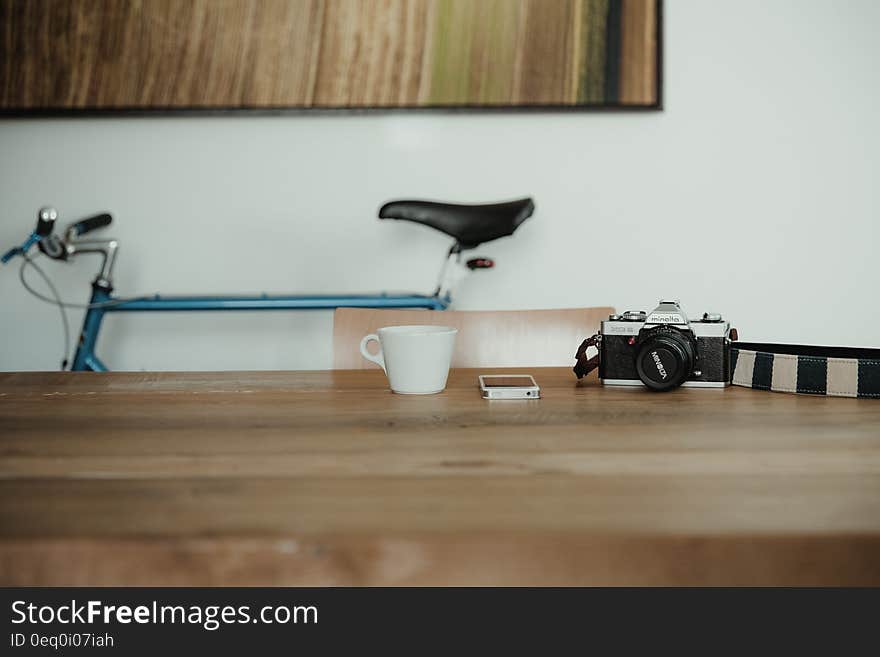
top-left (0, 0), bottom-right (661, 112)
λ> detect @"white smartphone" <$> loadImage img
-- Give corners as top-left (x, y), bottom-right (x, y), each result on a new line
top-left (479, 374), bottom-right (541, 400)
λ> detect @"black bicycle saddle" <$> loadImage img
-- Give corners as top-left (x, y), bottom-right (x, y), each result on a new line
top-left (378, 197), bottom-right (535, 249)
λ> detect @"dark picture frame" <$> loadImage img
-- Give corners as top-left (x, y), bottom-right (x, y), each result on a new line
top-left (0, 0), bottom-right (663, 116)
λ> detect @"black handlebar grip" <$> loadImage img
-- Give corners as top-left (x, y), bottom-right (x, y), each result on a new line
top-left (72, 213), bottom-right (112, 236)
top-left (35, 207), bottom-right (58, 237)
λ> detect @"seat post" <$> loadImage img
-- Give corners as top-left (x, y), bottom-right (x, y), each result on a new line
top-left (435, 242), bottom-right (466, 299)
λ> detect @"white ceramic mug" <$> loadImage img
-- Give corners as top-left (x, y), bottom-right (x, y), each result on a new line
top-left (360, 325), bottom-right (458, 394)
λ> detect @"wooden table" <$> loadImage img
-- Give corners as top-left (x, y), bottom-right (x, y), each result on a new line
top-left (1, 367), bottom-right (879, 586)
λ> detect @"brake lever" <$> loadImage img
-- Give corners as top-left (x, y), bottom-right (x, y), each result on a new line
top-left (3, 207), bottom-right (59, 264)
top-left (1, 233), bottom-right (40, 264)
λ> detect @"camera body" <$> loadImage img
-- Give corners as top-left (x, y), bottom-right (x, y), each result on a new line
top-left (599, 300), bottom-right (732, 390)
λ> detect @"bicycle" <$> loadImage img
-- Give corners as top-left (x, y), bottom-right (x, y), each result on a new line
top-left (3, 198), bottom-right (535, 371)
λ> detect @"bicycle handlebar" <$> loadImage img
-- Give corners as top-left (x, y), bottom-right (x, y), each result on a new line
top-left (35, 207), bottom-right (58, 237)
top-left (1, 207), bottom-right (58, 263)
top-left (2, 207), bottom-right (113, 265)
top-left (70, 213), bottom-right (112, 236)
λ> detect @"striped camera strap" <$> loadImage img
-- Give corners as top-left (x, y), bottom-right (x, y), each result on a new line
top-left (731, 342), bottom-right (880, 399)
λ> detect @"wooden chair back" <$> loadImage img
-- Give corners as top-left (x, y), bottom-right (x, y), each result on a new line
top-left (332, 307), bottom-right (614, 369)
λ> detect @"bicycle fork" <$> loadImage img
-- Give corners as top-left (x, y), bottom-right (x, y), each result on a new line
top-left (71, 282), bottom-right (111, 372)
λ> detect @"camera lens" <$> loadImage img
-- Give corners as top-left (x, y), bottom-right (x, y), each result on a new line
top-left (635, 327), bottom-right (696, 391)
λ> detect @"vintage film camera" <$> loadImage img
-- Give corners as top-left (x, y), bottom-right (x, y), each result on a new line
top-left (575, 300), bottom-right (735, 391)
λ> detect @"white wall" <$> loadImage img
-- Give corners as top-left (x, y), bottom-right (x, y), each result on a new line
top-left (1, 0), bottom-right (878, 372)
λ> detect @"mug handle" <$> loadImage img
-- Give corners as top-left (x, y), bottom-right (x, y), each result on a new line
top-left (359, 334), bottom-right (385, 371)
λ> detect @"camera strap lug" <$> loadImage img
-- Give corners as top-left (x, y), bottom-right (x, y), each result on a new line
top-left (573, 333), bottom-right (601, 379)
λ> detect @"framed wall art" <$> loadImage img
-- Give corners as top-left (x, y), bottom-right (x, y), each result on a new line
top-left (0, 0), bottom-right (661, 113)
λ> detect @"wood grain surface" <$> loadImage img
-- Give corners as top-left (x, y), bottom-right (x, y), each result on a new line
top-left (1, 367), bottom-right (878, 585)
top-left (0, 0), bottom-right (660, 110)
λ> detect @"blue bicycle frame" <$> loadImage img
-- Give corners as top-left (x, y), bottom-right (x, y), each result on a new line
top-left (72, 284), bottom-right (450, 372)
top-left (6, 203), bottom-right (521, 372)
